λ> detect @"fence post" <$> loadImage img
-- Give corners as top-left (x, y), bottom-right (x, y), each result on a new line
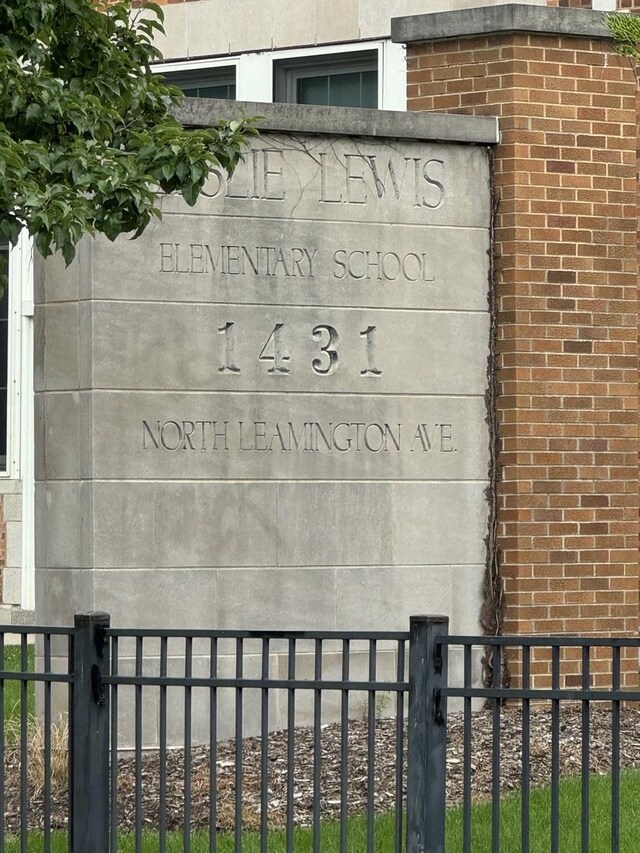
top-left (71, 612), bottom-right (110, 852)
top-left (407, 614), bottom-right (449, 853)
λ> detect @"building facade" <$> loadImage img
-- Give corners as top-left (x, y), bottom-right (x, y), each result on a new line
top-left (5, 0), bottom-right (640, 674)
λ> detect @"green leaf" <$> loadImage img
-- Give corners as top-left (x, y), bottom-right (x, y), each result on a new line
top-left (181, 182), bottom-right (199, 206)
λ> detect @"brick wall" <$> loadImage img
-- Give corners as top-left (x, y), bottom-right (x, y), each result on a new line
top-left (407, 32), bottom-right (639, 685)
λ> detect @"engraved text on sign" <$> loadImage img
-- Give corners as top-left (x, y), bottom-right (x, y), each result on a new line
top-left (115, 134), bottom-right (491, 481)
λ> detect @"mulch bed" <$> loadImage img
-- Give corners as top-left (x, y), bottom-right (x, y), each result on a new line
top-left (5, 705), bottom-right (640, 834)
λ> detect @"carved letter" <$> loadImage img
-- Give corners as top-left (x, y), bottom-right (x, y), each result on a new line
top-left (142, 420), bottom-right (160, 449)
top-left (239, 421), bottom-right (253, 451)
top-left (440, 423), bottom-right (454, 452)
top-left (205, 245), bottom-right (223, 273)
top-left (333, 250), bottom-right (347, 279)
top-left (181, 421), bottom-right (196, 450)
top-left (288, 422), bottom-right (304, 450)
top-left (302, 248), bottom-right (317, 277)
top-left (345, 155), bottom-right (368, 205)
top-left (160, 421), bottom-right (182, 451)
top-left (410, 424), bottom-right (434, 452)
top-left (364, 423), bottom-right (384, 452)
top-left (319, 152), bottom-right (342, 203)
top-left (254, 421), bottom-right (268, 451)
top-left (263, 149), bottom-right (285, 200)
top-left (332, 423), bottom-right (352, 452)
top-left (212, 422), bottom-right (229, 451)
top-left (384, 424), bottom-right (402, 452)
top-left (367, 155), bottom-right (410, 199)
top-left (423, 159), bottom-right (445, 209)
top-left (190, 244), bottom-right (205, 274)
top-left (160, 243), bottom-right (174, 273)
top-left (381, 252), bottom-right (401, 281)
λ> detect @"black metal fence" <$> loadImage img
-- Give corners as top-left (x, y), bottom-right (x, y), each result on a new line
top-left (0, 613), bottom-right (638, 852)
top-left (430, 616), bottom-right (640, 853)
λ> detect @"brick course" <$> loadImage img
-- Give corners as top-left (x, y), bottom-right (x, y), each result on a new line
top-left (407, 32), bottom-right (639, 683)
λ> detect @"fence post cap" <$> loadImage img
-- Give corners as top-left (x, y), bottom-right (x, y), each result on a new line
top-left (74, 612), bottom-right (111, 625)
top-left (410, 614), bottom-right (449, 624)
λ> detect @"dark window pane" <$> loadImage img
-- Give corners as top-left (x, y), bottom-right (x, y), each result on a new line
top-left (0, 265), bottom-right (8, 321)
top-left (182, 83), bottom-right (236, 100)
top-left (361, 70), bottom-right (378, 108)
top-left (297, 71), bottom-right (377, 108)
top-left (0, 390), bottom-right (6, 470)
top-left (161, 68), bottom-right (236, 100)
top-left (329, 72), bottom-right (363, 107)
top-left (296, 75), bottom-right (329, 106)
top-left (0, 319), bottom-right (7, 381)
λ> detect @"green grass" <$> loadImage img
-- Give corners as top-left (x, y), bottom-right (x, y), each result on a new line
top-left (3, 644), bottom-right (35, 731)
top-left (445, 769), bottom-right (640, 852)
top-left (4, 769), bottom-right (640, 851)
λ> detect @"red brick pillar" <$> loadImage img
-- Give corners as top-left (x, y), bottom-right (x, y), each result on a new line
top-left (393, 5), bottom-right (639, 685)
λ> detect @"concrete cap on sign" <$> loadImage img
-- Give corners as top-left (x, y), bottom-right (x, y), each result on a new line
top-left (391, 3), bottom-right (614, 44)
top-left (174, 98), bottom-right (499, 145)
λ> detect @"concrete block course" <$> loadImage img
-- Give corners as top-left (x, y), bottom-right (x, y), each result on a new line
top-left (174, 99), bottom-right (499, 145)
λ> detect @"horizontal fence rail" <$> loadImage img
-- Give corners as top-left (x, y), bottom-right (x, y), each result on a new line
top-left (0, 614), bottom-right (638, 852)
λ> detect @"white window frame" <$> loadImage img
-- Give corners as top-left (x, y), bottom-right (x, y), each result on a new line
top-left (0, 233), bottom-right (35, 610)
top-left (274, 49), bottom-right (379, 108)
top-left (2, 236), bottom-right (27, 481)
top-left (17, 234), bottom-right (35, 610)
top-left (154, 39), bottom-right (406, 111)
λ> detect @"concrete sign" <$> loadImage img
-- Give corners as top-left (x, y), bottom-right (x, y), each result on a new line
top-left (35, 104), bottom-right (495, 738)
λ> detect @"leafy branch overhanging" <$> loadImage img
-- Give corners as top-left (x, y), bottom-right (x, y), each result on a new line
top-left (0, 0), bottom-right (256, 288)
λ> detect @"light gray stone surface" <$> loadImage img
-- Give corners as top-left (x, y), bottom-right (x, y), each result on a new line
top-left (87, 220), bottom-right (490, 309)
top-left (87, 306), bottom-right (489, 390)
top-left (159, 135), bottom-right (491, 224)
top-left (36, 126), bottom-right (492, 744)
top-left (174, 100), bottom-right (499, 145)
top-left (86, 394), bottom-right (488, 480)
top-left (391, 3), bottom-right (612, 44)
top-left (156, 0), bottom-right (545, 62)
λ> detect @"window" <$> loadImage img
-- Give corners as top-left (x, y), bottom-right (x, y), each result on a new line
top-left (0, 233), bottom-right (31, 481)
top-left (153, 41), bottom-right (405, 110)
top-left (161, 67), bottom-right (236, 100)
top-left (274, 50), bottom-right (377, 109)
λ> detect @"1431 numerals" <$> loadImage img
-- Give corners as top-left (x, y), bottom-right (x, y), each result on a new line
top-left (218, 322), bottom-right (382, 376)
